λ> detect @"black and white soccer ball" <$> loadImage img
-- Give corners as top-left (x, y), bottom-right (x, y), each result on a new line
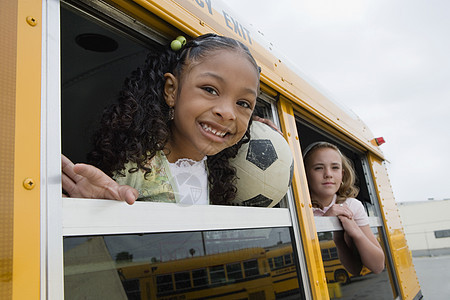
top-left (229, 121), bottom-right (294, 207)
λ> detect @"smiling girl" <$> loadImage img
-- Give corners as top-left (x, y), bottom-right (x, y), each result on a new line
top-left (62, 33), bottom-right (260, 206)
top-left (303, 141), bottom-right (385, 274)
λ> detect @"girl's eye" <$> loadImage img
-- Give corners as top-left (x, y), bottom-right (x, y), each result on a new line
top-left (314, 166), bottom-right (323, 171)
top-left (202, 86), bottom-right (218, 95)
top-left (237, 100), bottom-right (251, 109)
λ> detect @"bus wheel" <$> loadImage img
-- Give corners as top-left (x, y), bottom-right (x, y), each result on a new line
top-left (334, 269), bottom-right (350, 284)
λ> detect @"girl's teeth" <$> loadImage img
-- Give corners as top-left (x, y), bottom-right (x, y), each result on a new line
top-left (202, 123), bottom-right (226, 137)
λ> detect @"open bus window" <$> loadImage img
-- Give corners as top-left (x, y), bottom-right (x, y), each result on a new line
top-left (60, 4), bottom-right (290, 208)
top-left (296, 118), bottom-right (396, 298)
top-left (63, 227), bottom-right (304, 299)
top-left (296, 119), bottom-right (378, 217)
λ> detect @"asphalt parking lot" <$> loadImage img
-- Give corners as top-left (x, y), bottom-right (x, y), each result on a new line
top-left (413, 255), bottom-right (450, 299)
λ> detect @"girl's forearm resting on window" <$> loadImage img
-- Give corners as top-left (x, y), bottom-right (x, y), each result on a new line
top-left (338, 217), bottom-right (385, 274)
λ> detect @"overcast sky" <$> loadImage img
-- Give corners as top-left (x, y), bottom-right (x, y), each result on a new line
top-left (226, 0), bottom-right (450, 203)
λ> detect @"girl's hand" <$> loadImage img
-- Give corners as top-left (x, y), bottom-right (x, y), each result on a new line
top-left (61, 155), bottom-right (138, 205)
top-left (338, 215), bottom-right (363, 239)
top-left (324, 203), bottom-right (353, 219)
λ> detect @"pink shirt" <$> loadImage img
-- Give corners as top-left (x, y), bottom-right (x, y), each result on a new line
top-left (313, 195), bottom-right (369, 226)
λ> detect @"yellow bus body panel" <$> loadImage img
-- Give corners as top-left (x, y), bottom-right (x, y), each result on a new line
top-left (368, 153), bottom-right (421, 299)
top-left (7, 0), bottom-right (42, 299)
top-left (0, 1), bottom-right (18, 298)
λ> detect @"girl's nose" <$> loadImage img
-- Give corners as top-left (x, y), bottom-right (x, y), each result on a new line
top-left (324, 168), bottom-right (332, 178)
top-left (213, 101), bottom-right (236, 120)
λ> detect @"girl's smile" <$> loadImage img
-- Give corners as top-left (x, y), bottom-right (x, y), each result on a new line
top-left (199, 122), bottom-right (230, 139)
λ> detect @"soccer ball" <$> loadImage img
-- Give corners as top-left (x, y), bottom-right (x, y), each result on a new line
top-left (229, 121), bottom-right (294, 207)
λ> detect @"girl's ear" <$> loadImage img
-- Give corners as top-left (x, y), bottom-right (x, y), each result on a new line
top-left (163, 73), bottom-right (178, 107)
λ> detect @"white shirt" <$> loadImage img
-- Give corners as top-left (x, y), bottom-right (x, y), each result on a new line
top-left (313, 195), bottom-right (369, 226)
top-left (168, 157), bottom-right (209, 205)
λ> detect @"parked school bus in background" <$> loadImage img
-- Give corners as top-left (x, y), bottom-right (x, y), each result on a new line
top-left (1, 0), bottom-right (422, 299)
top-left (118, 247), bottom-right (275, 300)
top-left (319, 239), bottom-right (371, 285)
top-left (265, 244), bottom-right (302, 297)
top-left (65, 240), bottom-right (276, 300)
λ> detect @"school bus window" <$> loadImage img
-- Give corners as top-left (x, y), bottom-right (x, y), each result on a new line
top-left (296, 117), bottom-right (398, 296)
top-left (243, 259), bottom-right (259, 277)
top-left (284, 253), bottom-right (292, 265)
top-left (274, 256), bottom-right (284, 269)
top-left (321, 249), bottom-right (330, 260)
top-left (329, 247), bottom-right (338, 259)
top-left (121, 279), bottom-right (140, 298)
top-left (226, 262), bottom-right (243, 281)
top-left (156, 274), bottom-right (173, 293)
top-left (268, 258), bottom-right (274, 270)
top-left (192, 268), bottom-right (208, 287)
top-left (296, 119), bottom-right (377, 217)
top-left (321, 246), bottom-right (339, 262)
top-left (174, 271), bottom-right (191, 290)
top-left (60, 3), bottom-right (293, 210)
top-left (209, 265), bottom-right (226, 284)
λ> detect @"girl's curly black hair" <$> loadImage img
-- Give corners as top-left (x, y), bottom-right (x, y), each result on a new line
top-left (88, 33), bottom-right (260, 205)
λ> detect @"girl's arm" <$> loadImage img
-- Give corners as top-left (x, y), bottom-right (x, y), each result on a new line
top-left (338, 217), bottom-right (385, 274)
top-left (323, 204), bottom-right (363, 274)
top-left (332, 226), bottom-right (363, 276)
top-left (62, 154), bottom-right (138, 204)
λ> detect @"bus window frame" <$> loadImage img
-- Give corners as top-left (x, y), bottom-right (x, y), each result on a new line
top-left (294, 114), bottom-right (385, 229)
top-left (62, 199), bottom-right (293, 236)
top-left (43, 1), bottom-right (311, 298)
top-left (313, 216), bottom-right (383, 233)
top-left (293, 111), bottom-right (401, 297)
top-left (44, 0), bottom-right (64, 299)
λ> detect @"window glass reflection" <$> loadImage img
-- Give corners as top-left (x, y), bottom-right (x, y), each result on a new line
top-left (64, 227), bottom-right (305, 299)
top-left (226, 263), bottom-right (243, 281)
top-left (318, 229), bottom-right (394, 299)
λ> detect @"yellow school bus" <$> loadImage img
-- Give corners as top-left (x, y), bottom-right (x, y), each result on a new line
top-left (265, 243), bottom-right (301, 298)
top-left (1, 0), bottom-right (421, 299)
top-left (116, 247), bottom-right (275, 300)
top-left (319, 239), bottom-right (371, 285)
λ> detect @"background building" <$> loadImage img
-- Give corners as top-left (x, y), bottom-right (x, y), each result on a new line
top-left (398, 199), bottom-right (450, 256)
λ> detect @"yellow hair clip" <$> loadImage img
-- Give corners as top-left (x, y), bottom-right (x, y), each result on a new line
top-left (170, 36), bottom-right (187, 51)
